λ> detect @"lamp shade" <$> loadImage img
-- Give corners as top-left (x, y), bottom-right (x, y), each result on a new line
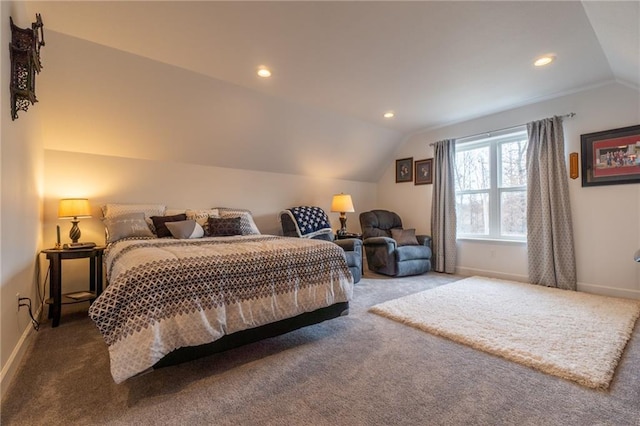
top-left (331, 194), bottom-right (355, 213)
top-left (58, 198), bottom-right (92, 219)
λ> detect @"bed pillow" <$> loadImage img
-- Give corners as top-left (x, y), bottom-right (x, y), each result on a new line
top-left (165, 220), bottom-right (205, 239)
top-left (208, 217), bottom-right (242, 236)
top-left (391, 228), bottom-right (419, 246)
top-left (103, 212), bottom-right (154, 243)
top-left (215, 208), bottom-right (260, 235)
top-left (102, 203), bottom-right (166, 219)
top-left (151, 213), bottom-right (187, 238)
top-left (102, 203), bottom-right (167, 234)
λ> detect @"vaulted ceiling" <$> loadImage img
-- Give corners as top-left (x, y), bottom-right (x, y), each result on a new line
top-left (26, 1), bottom-right (639, 182)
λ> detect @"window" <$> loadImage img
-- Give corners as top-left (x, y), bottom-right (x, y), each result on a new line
top-left (454, 127), bottom-right (528, 241)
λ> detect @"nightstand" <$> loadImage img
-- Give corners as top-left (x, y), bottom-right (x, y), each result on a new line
top-left (41, 246), bottom-right (105, 327)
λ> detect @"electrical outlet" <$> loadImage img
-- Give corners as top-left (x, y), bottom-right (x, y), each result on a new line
top-left (16, 293), bottom-right (21, 311)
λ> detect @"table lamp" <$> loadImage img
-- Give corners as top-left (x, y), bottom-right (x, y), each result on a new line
top-left (331, 193), bottom-right (355, 236)
top-left (58, 198), bottom-right (92, 243)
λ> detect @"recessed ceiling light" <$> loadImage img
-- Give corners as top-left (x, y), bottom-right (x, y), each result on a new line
top-left (257, 66), bottom-right (272, 78)
top-left (383, 111), bottom-right (395, 119)
top-left (534, 55), bottom-right (555, 67)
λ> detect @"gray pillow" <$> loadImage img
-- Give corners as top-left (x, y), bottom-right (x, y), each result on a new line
top-left (391, 228), bottom-right (419, 246)
top-left (103, 212), bottom-right (154, 243)
top-left (165, 220), bottom-right (205, 239)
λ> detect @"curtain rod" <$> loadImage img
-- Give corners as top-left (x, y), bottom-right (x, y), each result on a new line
top-left (429, 112), bottom-right (576, 146)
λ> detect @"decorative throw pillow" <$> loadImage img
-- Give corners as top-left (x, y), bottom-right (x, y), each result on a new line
top-left (151, 214), bottom-right (188, 238)
top-left (186, 209), bottom-right (220, 235)
top-left (208, 216), bottom-right (242, 236)
top-left (391, 228), bottom-right (419, 246)
top-left (103, 212), bottom-right (154, 243)
top-left (165, 220), bottom-right (205, 239)
top-left (215, 208), bottom-right (261, 235)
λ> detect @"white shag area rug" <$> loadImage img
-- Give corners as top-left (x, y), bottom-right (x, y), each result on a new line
top-left (370, 276), bottom-right (640, 389)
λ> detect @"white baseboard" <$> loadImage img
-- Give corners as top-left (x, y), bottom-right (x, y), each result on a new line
top-left (0, 305), bottom-right (41, 401)
top-left (577, 282), bottom-right (640, 300)
top-left (455, 266), bottom-right (529, 283)
top-left (456, 267), bottom-right (640, 300)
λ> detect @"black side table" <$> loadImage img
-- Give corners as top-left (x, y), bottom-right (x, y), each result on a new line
top-left (41, 247), bottom-right (105, 327)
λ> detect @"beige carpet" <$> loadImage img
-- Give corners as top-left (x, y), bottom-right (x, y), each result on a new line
top-left (370, 276), bottom-right (640, 389)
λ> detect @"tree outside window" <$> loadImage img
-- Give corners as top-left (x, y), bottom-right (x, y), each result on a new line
top-left (455, 128), bottom-right (527, 241)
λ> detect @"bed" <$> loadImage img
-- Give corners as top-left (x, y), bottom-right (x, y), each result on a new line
top-left (88, 206), bottom-right (354, 383)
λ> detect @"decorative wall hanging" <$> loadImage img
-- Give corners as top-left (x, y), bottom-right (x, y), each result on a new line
top-left (395, 157), bottom-right (413, 183)
top-left (581, 124), bottom-right (640, 187)
top-left (9, 13), bottom-right (45, 121)
top-left (414, 158), bottom-right (433, 185)
top-left (569, 152), bottom-right (579, 180)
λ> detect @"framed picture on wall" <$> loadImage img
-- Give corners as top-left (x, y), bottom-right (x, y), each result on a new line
top-left (580, 124), bottom-right (640, 187)
top-left (414, 158), bottom-right (433, 185)
top-left (395, 157), bottom-right (413, 183)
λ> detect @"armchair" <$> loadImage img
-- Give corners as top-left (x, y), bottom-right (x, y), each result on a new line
top-left (359, 209), bottom-right (431, 277)
top-left (280, 206), bottom-right (362, 283)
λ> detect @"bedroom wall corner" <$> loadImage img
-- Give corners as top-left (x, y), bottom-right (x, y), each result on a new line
top-left (0, 1), bottom-right (45, 400)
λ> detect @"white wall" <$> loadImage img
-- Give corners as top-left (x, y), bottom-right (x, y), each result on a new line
top-left (0, 1), bottom-right (45, 397)
top-left (35, 30), bottom-right (401, 184)
top-left (42, 150), bottom-right (376, 293)
top-left (379, 82), bottom-right (640, 299)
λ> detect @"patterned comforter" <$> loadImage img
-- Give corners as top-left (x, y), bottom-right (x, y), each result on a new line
top-left (89, 235), bottom-right (354, 383)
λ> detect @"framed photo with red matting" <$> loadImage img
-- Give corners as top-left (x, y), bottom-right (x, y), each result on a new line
top-left (581, 124), bottom-right (640, 187)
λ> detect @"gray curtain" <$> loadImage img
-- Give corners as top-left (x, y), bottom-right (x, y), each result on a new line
top-left (526, 116), bottom-right (576, 290)
top-left (431, 139), bottom-right (457, 273)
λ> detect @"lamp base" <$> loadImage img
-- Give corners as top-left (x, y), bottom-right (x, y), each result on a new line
top-left (69, 220), bottom-right (81, 243)
top-left (338, 214), bottom-right (347, 236)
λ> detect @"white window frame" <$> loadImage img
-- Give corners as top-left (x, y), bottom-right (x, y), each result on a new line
top-left (455, 126), bottom-right (528, 242)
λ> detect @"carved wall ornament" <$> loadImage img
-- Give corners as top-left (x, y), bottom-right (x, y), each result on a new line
top-left (9, 13), bottom-right (45, 120)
